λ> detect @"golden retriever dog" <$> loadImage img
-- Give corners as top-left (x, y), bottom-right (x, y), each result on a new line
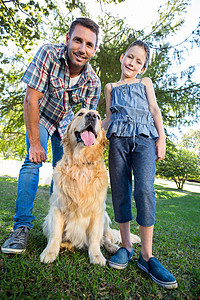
top-left (40, 108), bottom-right (140, 265)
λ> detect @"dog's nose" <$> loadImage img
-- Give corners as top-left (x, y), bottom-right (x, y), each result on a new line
top-left (85, 112), bottom-right (97, 121)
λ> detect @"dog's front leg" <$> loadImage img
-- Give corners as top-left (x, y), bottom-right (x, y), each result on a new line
top-left (88, 213), bottom-right (106, 266)
top-left (40, 206), bottom-right (64, 263)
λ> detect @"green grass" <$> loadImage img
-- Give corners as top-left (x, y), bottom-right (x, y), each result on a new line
top-left (0, 176), bottom-right (200, 299)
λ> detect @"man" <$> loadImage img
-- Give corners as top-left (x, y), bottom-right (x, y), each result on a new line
top-left (1, 17), bottom-right (101, 254)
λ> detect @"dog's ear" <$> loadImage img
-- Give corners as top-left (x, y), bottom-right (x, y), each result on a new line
top-left (62, 123), bottom-right (71, 147)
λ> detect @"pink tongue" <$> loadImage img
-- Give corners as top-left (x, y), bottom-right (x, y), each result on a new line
top-left (80, 130), bottom-right (96, 146)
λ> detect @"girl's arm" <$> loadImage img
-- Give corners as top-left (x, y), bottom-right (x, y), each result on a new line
top-left (143, 77), bottom-right (166, 161)
top-left (102, 83), bottom-right (112, 129)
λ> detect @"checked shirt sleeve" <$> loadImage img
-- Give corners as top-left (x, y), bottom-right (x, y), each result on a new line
top-left (21, 44), bottom-right (52, 94)
top-left (84, 78), bottom-right (101, 110)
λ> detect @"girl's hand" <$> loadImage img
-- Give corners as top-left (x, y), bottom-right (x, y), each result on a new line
top-left (155, 137), bottom-right (166, 161)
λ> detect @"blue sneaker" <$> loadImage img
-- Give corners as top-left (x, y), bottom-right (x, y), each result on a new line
top-left (137, 251), bottom-right (178, 289)
top-left (109, 247), bottom-right (133, 269)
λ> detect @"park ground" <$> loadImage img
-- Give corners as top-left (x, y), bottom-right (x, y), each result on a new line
top-left (0, 158), bottom-right (199, 299)
top-left (0, 158), bottom-right (199, 193)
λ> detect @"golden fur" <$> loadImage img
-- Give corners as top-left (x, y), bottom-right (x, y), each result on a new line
top-left (40, 108), bottom-right (140, 265)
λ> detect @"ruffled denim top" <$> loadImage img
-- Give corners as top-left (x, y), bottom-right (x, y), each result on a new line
top-left (106, 81), bottom-right (158, 139)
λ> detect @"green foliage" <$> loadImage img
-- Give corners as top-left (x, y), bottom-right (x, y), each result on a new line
top-left (181, 128), bottom-right (200, 159)
top-left (0, 0), bottom-right (47, 50)
top-left (0, 130), bottom-right (26, 159)
top-left (96, 0), bottom-right (200, 125)
top-left (0, 0), bottom-right (200, 158)
top-left (156, 139), bottom-right (200, 189)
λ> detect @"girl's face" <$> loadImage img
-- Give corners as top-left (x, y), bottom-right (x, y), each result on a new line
top-left (120, 45), bottom-right (147, 80)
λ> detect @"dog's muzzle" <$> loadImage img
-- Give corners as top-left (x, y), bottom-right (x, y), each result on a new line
top-left (75, 112), bottom-right (98, 146)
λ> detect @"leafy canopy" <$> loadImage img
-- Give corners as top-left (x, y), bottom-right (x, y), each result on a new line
top-left (0, 0), bottom-right (200, 159)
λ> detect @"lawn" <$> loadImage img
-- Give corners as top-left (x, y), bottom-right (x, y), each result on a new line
top-left (0, 176), bottom-right (199, 299)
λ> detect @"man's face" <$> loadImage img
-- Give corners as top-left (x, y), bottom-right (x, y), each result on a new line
top-left (65, 24), bottom-right (97, 77)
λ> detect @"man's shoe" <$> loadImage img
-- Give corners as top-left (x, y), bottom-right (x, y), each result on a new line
top-left (1, 226), bottom-right (30, 254)
top-left (137, 251), bottom-right (178, 289)
top-left (109, 247), bottom-right (133, 269)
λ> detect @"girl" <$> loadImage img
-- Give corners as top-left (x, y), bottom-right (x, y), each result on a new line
top-left (102, 40), bottom-right (177, 289)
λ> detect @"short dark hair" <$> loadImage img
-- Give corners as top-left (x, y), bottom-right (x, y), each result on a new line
top-left (68, 17), bottom-right (99, 46)
top-left (126, 40), bottom-right (150, 69)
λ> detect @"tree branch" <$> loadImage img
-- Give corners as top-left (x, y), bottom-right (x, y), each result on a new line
top-left (164, 84), bottom-right (200, 94)
top-left (0, 0), bottom-right (17, 25)
top-left (1, 131), bottom-right (25, 135)
top-left (151, 22), bottom-right (200, 51)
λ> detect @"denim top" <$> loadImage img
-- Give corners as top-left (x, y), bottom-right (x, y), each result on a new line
top-left (106, 81), bottom-right (158, 139)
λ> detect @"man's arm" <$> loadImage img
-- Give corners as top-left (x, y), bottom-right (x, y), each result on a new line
top-left (24, 86), bottom-right (47, 164)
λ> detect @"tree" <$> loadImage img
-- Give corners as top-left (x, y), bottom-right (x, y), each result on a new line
top-left (181, 128), bottom-right (200, 158)
top-left (0, 0), bottom-right (125, 158)
top-left (156, 139), bottom-right (200, 189)
top-left (0, 0), bottom-right (200, 158)
top-left (95, 1), bottom-right (200, 123)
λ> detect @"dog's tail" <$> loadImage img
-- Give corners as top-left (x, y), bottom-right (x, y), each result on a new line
top-left (103, 211), bottom-right (141, 254)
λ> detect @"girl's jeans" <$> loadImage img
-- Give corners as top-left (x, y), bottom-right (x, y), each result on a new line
top-left (109, 135), bottom-right (157, 227)
top-left (13, 124), bottom-right (63, 230)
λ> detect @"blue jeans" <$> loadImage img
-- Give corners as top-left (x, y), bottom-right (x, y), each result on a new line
top-left (13, 124), bottom-right (63, 230)
top-left (109, 135), bottom-right (156, 227)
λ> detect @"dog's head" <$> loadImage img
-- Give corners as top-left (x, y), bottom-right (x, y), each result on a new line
top-left (62, 108), bottom-right (106, 164)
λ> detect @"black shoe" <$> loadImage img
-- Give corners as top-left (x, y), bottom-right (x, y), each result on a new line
top-left (1, 226), bottom-right (30, 254)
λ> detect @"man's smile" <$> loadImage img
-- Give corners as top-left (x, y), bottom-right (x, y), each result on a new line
top-left (74, 52), bottom-right (88, 62)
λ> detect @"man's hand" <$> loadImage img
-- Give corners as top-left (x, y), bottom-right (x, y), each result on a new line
top-left (29, 143), bottom-right (47, 164)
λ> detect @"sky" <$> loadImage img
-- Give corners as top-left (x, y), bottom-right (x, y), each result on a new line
top-left (3, 0), bottom-right (200, 142)
top-left (83, 0), bottom-right (200, 80)
top-left (51, 0), bottom-right (200, 141)
top-left (82, 0), bottom-right (200, 142)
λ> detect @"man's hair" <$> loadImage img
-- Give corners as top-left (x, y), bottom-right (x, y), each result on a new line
top-left (68, 17), bottom-right (99, 46)
top-left (126, 40), bottom-right (150, 69)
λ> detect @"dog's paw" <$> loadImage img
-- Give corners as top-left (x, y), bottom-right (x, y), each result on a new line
top-left (90, 253), bottom-right (106, 266)
top-left (130, 233), bottom-right (141, 244)
top-left (40, 249), bottom-right (58, 263)
top-left (104, 243), bottom-right (119, 254)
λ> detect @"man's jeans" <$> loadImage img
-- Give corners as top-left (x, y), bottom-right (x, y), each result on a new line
top-left (13, 124), bottom-right (63, 230)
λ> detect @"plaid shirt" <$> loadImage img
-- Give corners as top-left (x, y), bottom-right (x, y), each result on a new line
top-left (21, 43), bottom-right (101, 138)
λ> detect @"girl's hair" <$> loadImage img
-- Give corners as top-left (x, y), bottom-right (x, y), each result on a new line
top-left (126, 40), bottom-right (150, 69)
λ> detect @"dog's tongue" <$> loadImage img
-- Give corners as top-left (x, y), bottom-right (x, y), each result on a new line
top-left (81, 130), bottom-right (96, 146)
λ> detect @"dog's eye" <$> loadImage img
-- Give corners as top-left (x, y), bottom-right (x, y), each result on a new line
top-left (78, 112), bottom-right (84, 117)
top-left (97, 115), bottom-right (100, 120)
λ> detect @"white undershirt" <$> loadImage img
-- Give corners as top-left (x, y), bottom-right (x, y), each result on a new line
top-left (69, 75), bottom-right (81, 88)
